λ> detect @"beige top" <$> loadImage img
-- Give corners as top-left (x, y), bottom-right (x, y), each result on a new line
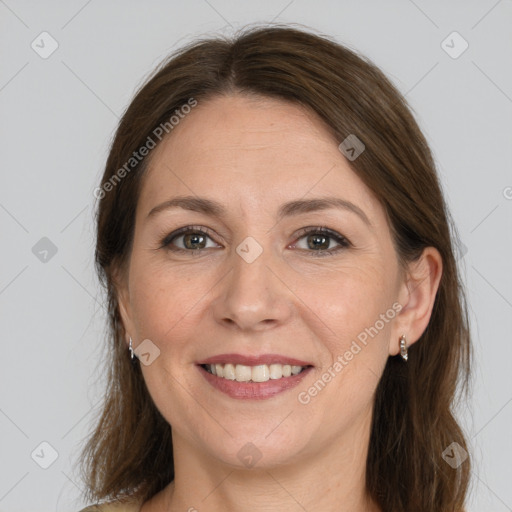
top-left (79, 499), bottom-right (142, 512)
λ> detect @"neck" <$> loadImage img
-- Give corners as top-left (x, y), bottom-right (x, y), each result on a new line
top-left (142, 408), bottom-right (380, 512)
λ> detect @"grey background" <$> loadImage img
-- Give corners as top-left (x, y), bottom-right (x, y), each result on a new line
top-left (0, 1), bottom-right (511, 510)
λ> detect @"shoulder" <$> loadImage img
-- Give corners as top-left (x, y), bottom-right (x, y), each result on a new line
top-left (79, 499), bottom-right (142, 512)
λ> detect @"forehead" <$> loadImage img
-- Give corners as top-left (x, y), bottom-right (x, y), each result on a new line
top-left (138, 94), bottom-right (382, 222)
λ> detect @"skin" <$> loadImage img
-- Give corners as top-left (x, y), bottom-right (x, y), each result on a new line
top-left (116, 94), bottom-right (442, 512)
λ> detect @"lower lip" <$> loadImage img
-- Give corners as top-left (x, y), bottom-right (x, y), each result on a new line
top-left (198, 365), bottom-right (313, 400)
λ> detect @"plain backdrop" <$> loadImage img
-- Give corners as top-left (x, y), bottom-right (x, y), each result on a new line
top-left (0, 1), bottom-right (511, 510)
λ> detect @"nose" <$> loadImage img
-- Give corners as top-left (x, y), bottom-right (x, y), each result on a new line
top-left (210, 246), bottom-right (294, 332)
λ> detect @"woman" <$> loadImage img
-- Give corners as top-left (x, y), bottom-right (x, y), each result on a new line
top-left (80, 25), bottom-right (471, 511)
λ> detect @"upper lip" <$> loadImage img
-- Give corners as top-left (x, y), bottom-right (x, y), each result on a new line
top-left (197, 353), bottom-right (313, 367)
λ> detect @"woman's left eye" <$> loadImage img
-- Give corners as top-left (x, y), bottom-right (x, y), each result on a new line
top-left (291, 227), bottom-right (351, 256)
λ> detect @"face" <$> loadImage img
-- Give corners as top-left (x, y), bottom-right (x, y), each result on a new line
top-left (117, 94), bottom-right (408, 470)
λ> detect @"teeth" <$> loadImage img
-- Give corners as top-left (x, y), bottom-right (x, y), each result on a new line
top-left (269, 364), bottom-right (282, 379)
top-left (235, 364), bottom-right (252, 382)
top-left (291, 365), bottom-right (302, 375)
top-left (205, 363), bottom-right (306, 382)
top-left (251, 365), bottom-right (269, 383)
top-left (223, 363), bottom-right (236, 380)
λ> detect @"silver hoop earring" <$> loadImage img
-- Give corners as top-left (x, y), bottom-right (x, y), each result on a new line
top-left (399, 334), bottom-right (408, 361)
top-left (129, 337), bottom-right (134, 360)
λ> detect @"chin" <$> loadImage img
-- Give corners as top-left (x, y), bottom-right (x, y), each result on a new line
top-left (197, 422), bottom-right (312, 471)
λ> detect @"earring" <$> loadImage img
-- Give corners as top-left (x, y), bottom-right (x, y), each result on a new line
top-left (129, 337), bottom-right (134, 360)
top-left (399, 334), bottom-right (408, 361)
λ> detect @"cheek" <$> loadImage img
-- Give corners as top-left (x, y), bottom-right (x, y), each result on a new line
top-left (294, 268), bottom-right (394, 439)
top-left (129, 257), bottom-right (211, 334)
top-left (291, 257), bottom-right (394, 348)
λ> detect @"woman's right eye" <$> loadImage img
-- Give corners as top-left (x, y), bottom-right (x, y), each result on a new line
top-left (162, 227), bottom-right (220, 252)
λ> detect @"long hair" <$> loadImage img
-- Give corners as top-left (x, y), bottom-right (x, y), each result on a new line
top-left (81, 25), bottom-right (472, 511)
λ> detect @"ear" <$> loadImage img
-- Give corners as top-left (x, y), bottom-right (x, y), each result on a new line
top-left (112, 264), bottom-right (136, 348)
top-left (389, 247), bottom-right (443, 356)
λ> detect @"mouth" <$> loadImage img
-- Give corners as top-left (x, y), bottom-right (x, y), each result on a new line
top-left (200, 362), bottom-right (310, 383)
top-left (196, 354), bottom-right (314, 400)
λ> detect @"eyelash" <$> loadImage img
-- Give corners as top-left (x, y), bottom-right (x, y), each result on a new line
top-left (159, 225), bottom-right (351, 257)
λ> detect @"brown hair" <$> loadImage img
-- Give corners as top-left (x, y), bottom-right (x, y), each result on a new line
top-left (81, 25), bottom-right (472, 511)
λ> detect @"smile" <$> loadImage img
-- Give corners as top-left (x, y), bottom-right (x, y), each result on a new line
top-left (202, 362), bottom-right (307, 382)
top-left (196, 354), bottom-right (314, 400)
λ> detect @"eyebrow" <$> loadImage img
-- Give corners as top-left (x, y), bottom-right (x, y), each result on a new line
top-left (146, 195), bottom-right (371, 227)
